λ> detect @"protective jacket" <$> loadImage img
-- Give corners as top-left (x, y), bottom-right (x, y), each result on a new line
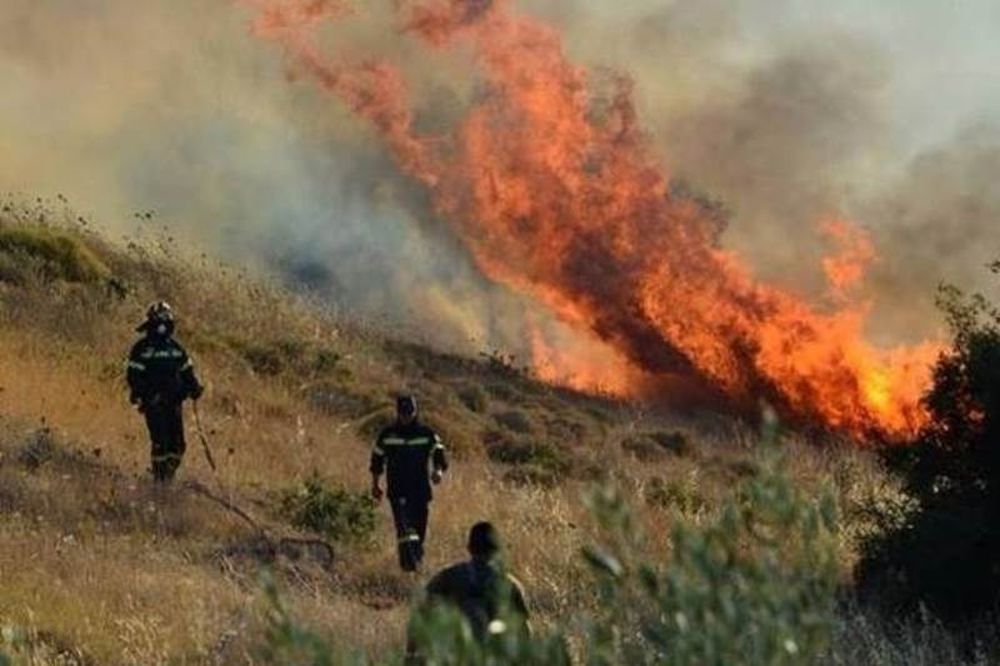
top-left (126, 333), bottom-right (202, 482)
top-left (126, 335), bottom-right (201, 406)
top-left (370, 421), bottom-right (447, 502)
top-left (424, 560), bottom-right (530, 641)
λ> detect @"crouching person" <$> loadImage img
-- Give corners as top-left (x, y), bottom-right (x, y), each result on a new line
top-left (405, 523), bottom-right (553, 664)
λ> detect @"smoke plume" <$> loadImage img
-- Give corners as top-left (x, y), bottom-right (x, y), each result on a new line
top-left (2, 0), bottom-right (998, 427)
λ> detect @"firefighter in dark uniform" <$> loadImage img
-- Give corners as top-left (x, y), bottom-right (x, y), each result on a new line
top-left (126, 302), bottom-right (203, 482)
top-left (423, 522), bottom-right (530, 639)
top-left (406, 523), bottom-right (534, 662)
top-left (371, 395), bottom-right (448, 572)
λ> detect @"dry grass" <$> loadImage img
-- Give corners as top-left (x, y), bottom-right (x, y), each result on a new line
top-left (0, 202), bottom-right (962, 663)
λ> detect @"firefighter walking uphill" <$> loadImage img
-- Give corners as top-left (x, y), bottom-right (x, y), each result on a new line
top-left (371, 395), bottom-right (448, 572)
top-left (126, 302), bottom-right (203, 482)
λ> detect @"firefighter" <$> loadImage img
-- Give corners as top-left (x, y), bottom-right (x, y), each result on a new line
top-left (408, 522), bottom-right (530, 656)
top-left (126, 302), bottom-right (203, 482)
top-left (371, 395), bottom-right (448, 572)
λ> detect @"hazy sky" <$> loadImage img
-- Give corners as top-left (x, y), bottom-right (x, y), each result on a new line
top-left (773, 0), bottom-right (1000, 149)
top-left (537, 0), bottom-right (1000, 151)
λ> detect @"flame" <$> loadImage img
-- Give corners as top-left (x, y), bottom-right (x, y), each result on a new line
top-left (822, 219), bottom-right (877, 301)
top-left (247, 0), bottom-right (942, 439)
top-left (528, 319), bottom-right (637, 396)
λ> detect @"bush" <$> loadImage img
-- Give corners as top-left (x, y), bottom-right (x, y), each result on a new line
top-left (493, 411), bottom-right (533, 434)
top-left (228, 338), bottom-right (341, 378)
top-left (279, 477), bottom-right (378, 544)
top-left (859, 269), bottom-right (1000, 620)
top-left (457, 385), bottom-right (488, 413)
top-left (257, 574), bottom-right (358, 666)
top-left (644, 474), bottom-right (705, 515)
top-left (485, 434), bottom-right (572, 487)
top-left (584, 439), bottom-right (839, 665)
top-left (0, 225), bottom-right (109, 283)
top-left (17, 428), bottom-right (59, 471)
top-left (622, 430), bottom-right (691, 460)
top-left (0, 624), bottom-right (85, 665)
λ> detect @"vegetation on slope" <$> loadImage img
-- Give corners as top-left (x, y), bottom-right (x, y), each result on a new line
top-left (0, 198), bottom-right (768, 662)
top-left (0, 197), bottom-right (996, 665)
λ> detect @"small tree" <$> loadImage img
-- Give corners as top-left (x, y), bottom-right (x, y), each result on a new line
top-left (859, 264), bottom-right (1000, 619)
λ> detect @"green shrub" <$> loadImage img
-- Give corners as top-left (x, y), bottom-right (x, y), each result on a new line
top-left (17, 428), bottom-right (59, 471)
top-left (312, 347), bottom-right (342, 374)
top-left (485, 439), bottom-right (564, 470)
top-left (308, 383), bottom-right (383, 421)
top-left (584, 440), bottom-right (839, 666)
top-left (279, 477), bottom-right (377, 544)
top-left (644, 474), bottom-right (705, 515)
top-left (859, 268), bottom-right (1000, 620)
top-left (0, 225), bottom-right (109, 283)
top-left (623, 431), bottom-right (692, 461)
top-left (485, 435), bottom-right (571, 487)
top-left (0, 624), bottom-right (86, 664)
top-left (257, 574), bottom-right (360, 666)
top-left (493, 410), bottom-right (533, 434)
top-left (457, 385), bottom-right (489, 413)
top-left (227, 337), bottom-right (342, 378)
top-left (649, 430), bottom-right (691, 456)
top-left (227, 338), bottom-right (305, 376)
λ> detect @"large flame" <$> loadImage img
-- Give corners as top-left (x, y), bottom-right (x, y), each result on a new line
top-left (247, 0), bottom-right (941, 439)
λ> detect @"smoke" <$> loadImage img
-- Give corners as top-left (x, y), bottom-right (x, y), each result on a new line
top-left (1, 0), bottom-right (997, 368)
top-left (862, 123), bottom-right (1000, 342)
top-left (0, 0), bottom-right (534, 352)
top-left (522, 0), bottom-right (999, 340)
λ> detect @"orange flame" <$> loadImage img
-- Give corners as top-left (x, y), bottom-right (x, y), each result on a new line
top-left (822, 219), bottom-right (877, 301)
top-left (528, 320), bottom-right (637, 397)
top-left (247, 0), bottom-right (942, 439)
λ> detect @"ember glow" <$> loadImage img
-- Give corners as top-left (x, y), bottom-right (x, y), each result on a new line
top-left (248, 0), bottom-right (941, 439)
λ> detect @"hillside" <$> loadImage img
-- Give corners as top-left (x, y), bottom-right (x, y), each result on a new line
top-left (0, 200), bottom-right (938, 664)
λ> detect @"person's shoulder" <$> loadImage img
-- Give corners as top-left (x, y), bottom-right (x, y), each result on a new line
top-left (376, 423), bottom-right (400, 439)
top-left (427, 561), bottom-right (470, 591)
top-left (416, 423), bottom-right (439, 438)
top-left (129, 337), bottom-right (151, 355)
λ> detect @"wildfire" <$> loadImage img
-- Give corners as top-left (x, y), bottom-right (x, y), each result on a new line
top-left (822, 219), bottom-right (877, 301)
top-left (247, 0), bottom-right (941, 439)
top-left (528, 320), bottom-right (638, 397)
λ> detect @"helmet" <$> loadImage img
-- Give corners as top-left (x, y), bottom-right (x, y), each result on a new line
top-left (138, 301), bottom-right (175, 335)
top-left (468, 521), bottom-right (501, 558)
top-left (396, 394), bottom-right (418, 420)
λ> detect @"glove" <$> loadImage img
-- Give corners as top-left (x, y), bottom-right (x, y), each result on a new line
top-left (189, 383), bottom-right (204, 401)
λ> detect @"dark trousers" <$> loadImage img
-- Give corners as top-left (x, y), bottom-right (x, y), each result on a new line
top-left (144, 402), bottom-right (186, 482)
top-left (390, 495), bottom-right (430, 572)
